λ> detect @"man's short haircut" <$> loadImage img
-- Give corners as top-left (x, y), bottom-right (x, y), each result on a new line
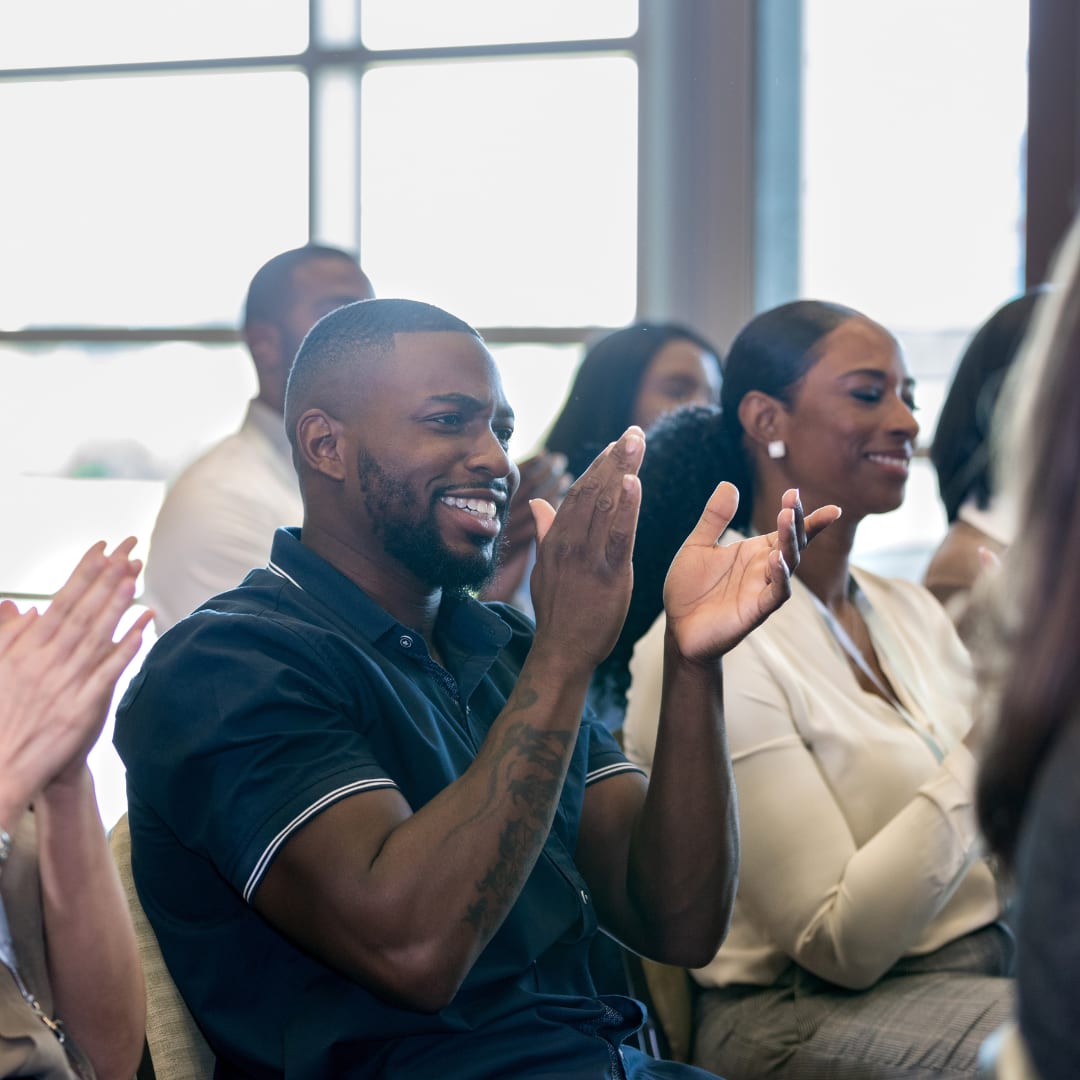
top-left (243, 244), bottom-right (362, 330)
top-left (283, 298), bottom-right (483, 451)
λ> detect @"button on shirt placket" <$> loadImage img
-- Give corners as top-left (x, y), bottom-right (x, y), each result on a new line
top-left (397, 633), bottom-right (473, 743)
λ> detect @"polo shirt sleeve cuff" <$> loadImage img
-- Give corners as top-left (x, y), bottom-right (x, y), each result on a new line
top-left (584, 761), bottom-right (647, 787)
top-left (242, 775), bottom-right (398, 902)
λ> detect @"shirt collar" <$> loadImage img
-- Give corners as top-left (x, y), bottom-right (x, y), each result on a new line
top-left (266, 527), bottom-right (512, 656)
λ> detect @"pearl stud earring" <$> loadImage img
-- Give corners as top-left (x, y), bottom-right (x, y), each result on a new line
top-left (767, 440), bottom-right (787, 460)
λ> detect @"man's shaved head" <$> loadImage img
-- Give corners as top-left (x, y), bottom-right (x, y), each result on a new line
top-left (284, 298), bottom-right (483, 453)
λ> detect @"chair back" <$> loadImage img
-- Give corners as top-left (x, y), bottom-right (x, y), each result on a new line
top-left (633, 956), bottom-right (696, 1064)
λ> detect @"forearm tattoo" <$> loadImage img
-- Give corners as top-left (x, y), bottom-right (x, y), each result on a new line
top-left (464, 713), bottom-right (572, 931)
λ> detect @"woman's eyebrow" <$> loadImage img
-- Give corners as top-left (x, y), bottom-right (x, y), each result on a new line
top-left (837, 369), bottom-right (916, 388)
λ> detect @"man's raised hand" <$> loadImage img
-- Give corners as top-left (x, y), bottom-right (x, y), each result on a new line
top-left (663, 485), bottom-right (840, 662)
top-left (527, 427), bottom-right (644, 670)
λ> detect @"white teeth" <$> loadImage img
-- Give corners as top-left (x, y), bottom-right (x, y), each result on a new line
top-left (442, 496), bottom-right (497, 519)
top-left (867, 454), bottom-right (908, 469)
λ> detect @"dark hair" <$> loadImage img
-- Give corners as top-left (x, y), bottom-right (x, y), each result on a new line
top-left (592, 403), bottom-right (732, 714)
top-left (719, 300), bottom-right (861, 530)
top-left (244, 244), bottom-right (363, 330)
top-left (930, 288), bottom-right (1046, 523)
top-left (545, 321), bottom-right (721, 480)
top-left (977, 244), bottom-right (1080, 864)
top-left (283, 298), bottom-right (482, 449)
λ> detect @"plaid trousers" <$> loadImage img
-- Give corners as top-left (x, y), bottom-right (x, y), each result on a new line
top-left (692, 923), bottom-right (1015, 1079)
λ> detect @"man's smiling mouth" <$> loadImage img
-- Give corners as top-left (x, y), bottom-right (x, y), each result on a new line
top-left (441, 496), bottom-right (498, 521)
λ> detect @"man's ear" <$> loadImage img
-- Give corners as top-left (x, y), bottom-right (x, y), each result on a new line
top-left (737, 391), bottom-right (788, 455)
top-left (296, 410), bottom-right (346, 480)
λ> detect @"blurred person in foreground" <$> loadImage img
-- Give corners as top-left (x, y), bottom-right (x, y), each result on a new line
top-left (977, 215), bottom-right (1080, 1080)
top-left (0, 540), bottom-right (151, 1079)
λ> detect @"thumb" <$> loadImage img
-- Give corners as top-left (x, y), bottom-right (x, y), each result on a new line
top-left (530, 499), bottom-right (557, 545)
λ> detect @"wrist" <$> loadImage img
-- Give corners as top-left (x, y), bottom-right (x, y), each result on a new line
top-left (663, 624), bottom-right (722, 674)
top-left (39, 762), bottom-right (95, 813)
top-left (524, 636), bottom-right (597, 690)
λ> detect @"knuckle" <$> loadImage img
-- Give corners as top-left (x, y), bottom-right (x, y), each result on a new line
top-left (575, 475), bottom-right (602, 498)
top-left (606, 528), bottom-right (631, 560)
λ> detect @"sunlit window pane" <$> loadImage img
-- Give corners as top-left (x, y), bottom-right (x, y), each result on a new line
top-left (0, 72), bottom-right (309, 328)
top-left (799, 0), bottom-right (1029, 580)
top-left (0, 341), bottom-right (255, 486)
top-left (801, 0), bottom-right (1028, 333)
top-left (487, 342), bottom-right (583, 457)
top-left (361, 57), bottom-right (637, 327)
top-left (361, 0), bottom-right (637, 49)
top-left (0, 0), bottom-right (307, 68)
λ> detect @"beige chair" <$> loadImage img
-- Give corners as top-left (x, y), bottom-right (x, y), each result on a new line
top-left (637, 957), bottom-right (696, 1064)
top-left (109, 814), bottom-right (215, 1080)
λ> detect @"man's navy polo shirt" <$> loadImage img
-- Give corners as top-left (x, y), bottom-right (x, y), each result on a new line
top-left (114, 527), bottom-right (663, 1079)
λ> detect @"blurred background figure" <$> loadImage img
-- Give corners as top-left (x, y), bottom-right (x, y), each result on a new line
top-left (487, 320), bottom-right (723, 615)
top-left (977, 215), bottom-right (1080, 1080)
top-left (144, 245), bottom-right (374, 632)
top-left (924, 287), bottom-right (1047, 626)
top-left (545, 320), bottom-right (722, 480)
top-left (0, 540), bottom-right (150, 1080)
top-left (620, 301), bottom-right (1012, 1080)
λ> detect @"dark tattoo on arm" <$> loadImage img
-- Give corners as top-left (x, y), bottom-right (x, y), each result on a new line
top-left (463, 719), bottom-right (573, 931)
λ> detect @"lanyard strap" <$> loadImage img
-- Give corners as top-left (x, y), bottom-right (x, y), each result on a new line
top-left (809, 579), bottom-right (945, 764)
top-left (0, 890), bottom-right (85, 1066)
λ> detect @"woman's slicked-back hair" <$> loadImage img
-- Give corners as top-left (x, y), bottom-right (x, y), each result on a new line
top-left (593, 403), bottom-right (731, 714)
top-left (930, 288), bottom-right (1047, 523)
top-left (283, 298), bottom-right (482, 449)
top-left (545, 320), bottom-right (721, 480)
top-left (719, 299), bottom-right (861, 530)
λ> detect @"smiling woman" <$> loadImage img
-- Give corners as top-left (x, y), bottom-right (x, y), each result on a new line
top-left (617, 300), bottom-right (1013, 1080)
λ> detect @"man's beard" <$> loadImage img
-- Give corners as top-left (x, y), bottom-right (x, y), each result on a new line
top-left (357, 450), bottom-right (503, 594)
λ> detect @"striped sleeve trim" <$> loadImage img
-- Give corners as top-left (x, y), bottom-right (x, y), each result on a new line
top-left (585, 761), bottom-right (647, 787)
top-left (242, 777), bottom-right (398, 902)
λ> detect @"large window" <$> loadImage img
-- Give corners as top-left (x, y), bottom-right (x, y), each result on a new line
top-left (1, 1), bottom-right (1033, 823)
top-left (2, 2), bottom-right (642, 587)
top-left (757, 0), bottom-right (1030, 576)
